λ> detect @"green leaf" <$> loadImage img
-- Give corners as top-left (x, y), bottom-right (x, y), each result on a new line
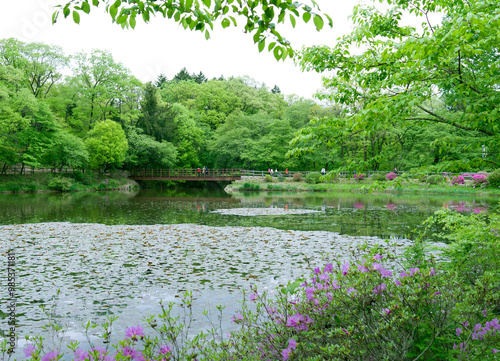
top-left (113, 0), bottom-right (121, 7)
top-left (221, 18), bottom-right (230, 28)
top-left (313, 14), bottom-right (323, 30)
top-left (273, 46), bottom-right (282, 60)
top-left (303, 12), bottom-right (311, 23)
top-left (289, 14), bottom-right (296, 27)
top-left (82, 1), bottom-right (91, 14)
top-left (63, 6), bottom-right (70, 18)
top-left (253, 31), bottom-right (261, 43)
top-left (109, 5), bottom-right (118, 19)
top-left (258, 39), bottom-right (265, 52)
top-left (129, 15), bottom-right (136, 28)
top-left (73, 10), bottom-right (80, 24)
top-left (205, 29), bottom-right (210, 39)
top-left (186, 0), bottom-right (193, 9)
top-left (92, 0), bottom-right (99, 5)
top-left (268, 42), bottom-right (276, 51)
top-left (52, 11), bottom-right (59, 24)
top-left (202, 0), bottom-right (211, 6)
top-left (167, 8), bottom-right (175, 18)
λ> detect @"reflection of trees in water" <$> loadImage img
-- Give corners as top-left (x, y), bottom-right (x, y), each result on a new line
top-left (0, 192), bottom-right (496, 238)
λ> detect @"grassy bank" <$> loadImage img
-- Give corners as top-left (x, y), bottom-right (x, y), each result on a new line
top-left (0, 173), bottom-right (138, 193)
top-left (230, 177), bottom-right (500, 196)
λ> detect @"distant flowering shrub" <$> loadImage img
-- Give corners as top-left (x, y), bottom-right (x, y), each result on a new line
top-left (386, 172), bottom-right (397, 181)
top-left (472, 174), bottom-right (488, 186)
top-left (451, 175), bottom-right (465, 185)
top-left (353, 173), bottom-right (366, 181)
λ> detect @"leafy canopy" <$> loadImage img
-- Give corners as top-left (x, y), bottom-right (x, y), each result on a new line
top-left (53, 0), bottom-right (332, 60)
top-left (294, 0), bottom-right (500, 170)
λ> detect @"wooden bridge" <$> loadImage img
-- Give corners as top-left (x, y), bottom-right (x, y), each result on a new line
top-left (130, 168), bottom-right (243, 181)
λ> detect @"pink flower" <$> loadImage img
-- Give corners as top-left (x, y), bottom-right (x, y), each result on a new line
top-left (125, 325), bottom-right (144, 340)
top-left (23, 345), bottom-right (36, 358)
top-left (160, 346), bottom-right (171, 355)
top-left (456, 328), bottom-right (462, 337)
top-left (342, 262), bottom-right (349, 275)
top-left (41, 350), bottom-right (58, 361)
top-left (382, 308), bottom-right (391, 316)
top-left (231, 313), bottom-right (244, 323)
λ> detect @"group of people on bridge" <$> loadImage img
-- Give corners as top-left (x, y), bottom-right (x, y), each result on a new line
top-left (196, 166), bottom-right (210, 176)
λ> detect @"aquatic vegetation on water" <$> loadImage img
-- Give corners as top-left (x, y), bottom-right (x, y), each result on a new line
top-left (0, 222), bottom-right (431, 358)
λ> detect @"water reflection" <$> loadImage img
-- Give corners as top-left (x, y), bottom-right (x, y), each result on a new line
top-left (0, 190), bottom-right (496, 238)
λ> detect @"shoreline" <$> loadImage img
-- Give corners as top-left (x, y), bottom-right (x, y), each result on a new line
top-left (225, 178), bottom-right (500, 197)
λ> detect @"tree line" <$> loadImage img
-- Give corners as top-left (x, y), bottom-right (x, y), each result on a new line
top-left (1, 29), bottom-right (496, 176)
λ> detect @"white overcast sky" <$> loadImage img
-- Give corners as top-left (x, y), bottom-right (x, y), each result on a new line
top-left (0, 0), bottom-right (360, 99)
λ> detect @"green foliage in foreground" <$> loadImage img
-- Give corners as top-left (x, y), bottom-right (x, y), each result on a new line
top-left (9, 205), bottom-right (500, 360)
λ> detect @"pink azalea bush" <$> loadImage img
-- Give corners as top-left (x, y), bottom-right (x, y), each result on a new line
top-left (451, 175), bottom-right (465, 185)
top-left (385, 172), bottom-right (397, 181)
top-left (353, 173), bottom-right (365, 181)
top-left (472, 174), bottom-right (488, 187)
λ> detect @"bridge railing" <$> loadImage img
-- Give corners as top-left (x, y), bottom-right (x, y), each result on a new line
top-left (133, 168), bottom-right (244, 178)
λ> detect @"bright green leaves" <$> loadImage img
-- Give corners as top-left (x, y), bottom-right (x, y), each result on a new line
top-left (109, 4), bottom-right (118, 19)
top-left (303, 11), bottom-right (311, 23)
top-left (73, 10), bottom-right (80, 24)
top-left (81, 1), bottom-right (91, 14)
top-left (54, 0), bottom-right (333, 61)
top-left (313, 14), bottom-right (323, 30)
top-left (258, 39), bottom-right (266, 52)
top-left (221, 18), bottom-right (230, 28)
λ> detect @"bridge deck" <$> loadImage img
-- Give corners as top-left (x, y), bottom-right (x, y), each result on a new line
top-left (130, 168), bottom-right (242, 181)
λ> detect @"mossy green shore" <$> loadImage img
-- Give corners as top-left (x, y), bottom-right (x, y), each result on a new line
top-left (227, 178), bottom-right (500, 197)
top-left (0, 173), bottom-right (138, 193)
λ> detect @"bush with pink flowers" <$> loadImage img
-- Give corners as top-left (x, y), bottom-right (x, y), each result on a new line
top-left (473, 174), bottom-right (488, 187)
top-left (451, 175), bottom-right (465, 185)
top-left (385, 172), bottom-right (397, 181)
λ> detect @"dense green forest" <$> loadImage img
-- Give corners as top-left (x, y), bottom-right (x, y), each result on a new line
top-left (0, 32), bottom-right (497, 175)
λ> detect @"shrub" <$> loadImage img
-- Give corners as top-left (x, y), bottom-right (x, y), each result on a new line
top-left (240, 183), bottom-right (260, 191)
top-left (72, 171), bottom-right (95, 185)
top-left (264, 174), bottom-right (273, 182)
top-left (451, 175), bottom-right (465, 185)
top-left (353, 172), bottom-right (366, 181)
top-left (487, 169), bottom-right (500, 187)
top-left (385, 172), bottom-right (397, 181)
top-left (305, 172), bottom-right (322, 184)
top-left (48, 177), bottom-right (73, 191)
top-left (371, 173), bottom-right (387, 182)
top-left (292, 172), bottom-right (303, 182)
top-left (426, 175), bottom-right (442, 185)
top-left (472, 174), bottom-right (488, 187)
top-left (278, 174), bottom-right (285, 182)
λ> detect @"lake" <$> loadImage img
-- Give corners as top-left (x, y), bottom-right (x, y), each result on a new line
top-left (0, 189), bottom-right (497, 358)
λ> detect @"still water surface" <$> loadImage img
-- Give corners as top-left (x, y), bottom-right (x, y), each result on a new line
top-left (0, 189), bottom-right (497, 357)
top-left (1, 189), bottom-right (496, 237)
